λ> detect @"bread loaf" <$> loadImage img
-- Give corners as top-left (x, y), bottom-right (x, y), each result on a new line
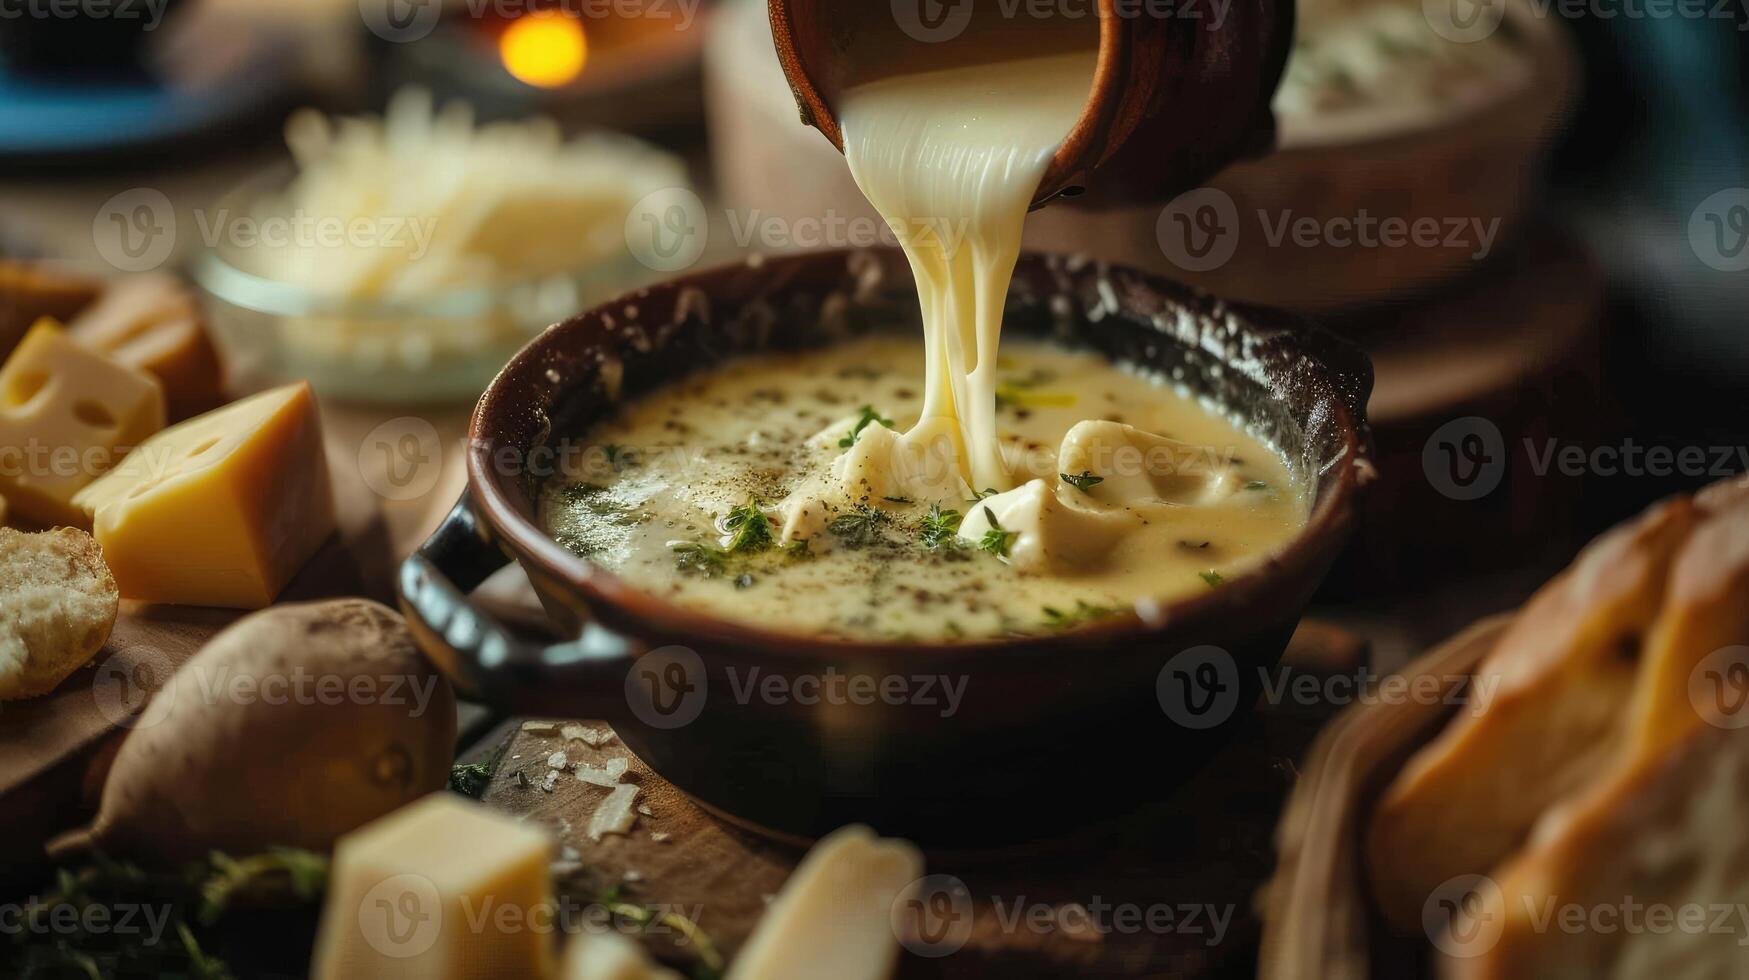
top-left (1368, 497), bottom-right (1699, 930)
top-left (1442, 720), bottom-right (1749, 979)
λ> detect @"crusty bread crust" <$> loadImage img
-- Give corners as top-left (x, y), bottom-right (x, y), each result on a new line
top-left (1367, 496), bottom-right (1699, 931)
top-left (1443, 721), bottom-right (1749, 980)
top-left (0, 526), bottom-right (119, 700)
top-left (1627, 490), bottom-right (1749, 753)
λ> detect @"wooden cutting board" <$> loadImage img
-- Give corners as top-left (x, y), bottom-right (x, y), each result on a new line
top-left (479, 622), bottom-right (1367, 979)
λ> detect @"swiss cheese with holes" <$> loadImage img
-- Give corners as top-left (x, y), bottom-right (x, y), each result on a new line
top-left (72, 382), bottom-right (335, 608)
top-left (0, 320), bottom-right (164, 526)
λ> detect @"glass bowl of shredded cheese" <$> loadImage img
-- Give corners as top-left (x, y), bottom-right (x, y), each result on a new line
top-left (193, 89), bottom-right (690, 404)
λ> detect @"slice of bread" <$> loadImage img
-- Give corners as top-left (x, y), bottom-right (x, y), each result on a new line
top-left (0, 526), bottom-right (119, 700)
top-left (1367, 496), bottom-right (1701, 931)
top-left (1441, 720), bottom-right (1749, 979)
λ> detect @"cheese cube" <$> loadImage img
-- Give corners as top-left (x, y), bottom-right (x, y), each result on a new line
top-left (72, 381), bottom-right (335, 608)
top-left (0, 320), bottom-right (165, 526)
top-left (312, 795), bottom-right (555, 980)
top-left (67, 275), bottom-right (224, 421)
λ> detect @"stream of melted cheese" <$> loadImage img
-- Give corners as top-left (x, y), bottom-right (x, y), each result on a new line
top-left (839, 49), bottom-right (1097, 496)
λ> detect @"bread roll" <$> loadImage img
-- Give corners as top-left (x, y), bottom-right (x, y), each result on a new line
top-left (0, 526), bottom-right (119, 700)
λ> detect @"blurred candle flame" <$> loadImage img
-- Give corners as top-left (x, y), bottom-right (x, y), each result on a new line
top-left (499, 11), bottom-right (588, 89)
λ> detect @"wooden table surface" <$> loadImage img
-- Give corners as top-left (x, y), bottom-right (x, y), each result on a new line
top-left (455, 622), bottom-right (1365, 980)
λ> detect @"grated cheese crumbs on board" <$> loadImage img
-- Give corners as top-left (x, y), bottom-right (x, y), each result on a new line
top-left (650, 832), bottom-right (671, 844)
top-left (588, 784), bottom-right (639, 841)
top-left (546, 751), bottom-right (569, 769)
top-left (562, 724), bottom-right (618, 747)
top-left (523, 721), bottom-right (561, 735)
top-left (576, 758), bottom-right (629, 787)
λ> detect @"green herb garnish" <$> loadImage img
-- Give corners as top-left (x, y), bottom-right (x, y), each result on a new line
top-left (919, 503), bottom-right (963, 551)
top-left (5, 849), bottom-right (329, 979)
top-left (600, 890), bottom-right (726, 980)
top-left (994, 368), bottom-right (1076, 410)
top-left (882, 495), bottom-right (914, 505)
top-left (720, 498), bottom-right (773, 553)
top-left (785, 539), bottom-right (813, 560)
top-left (197, 849), bottom-right (328, 925)
top-left (448, 761), bottom-right (493, 798)
top-left (978, 507), bottom-right (1017, 559)
top-left (672, 541), bottom-right (730, 577)
top-left (838, 405), bottom-right (895, 448)
top-left (828, 505), bottom-right (890, 547)
top-left (1244, 480), bottom-right (1271, 492)
top-left (1200, 570), bottom-right (1226, 588)
top-left (1041, 600), bottom-right (1118, 630)
top-left (1060, 471), bottom-right (1104, 492)
top-left (603, 444), bottom-right (638, 468)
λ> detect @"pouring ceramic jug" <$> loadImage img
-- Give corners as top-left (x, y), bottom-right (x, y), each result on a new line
top-left (767, 0), bottom-right (1294, 208)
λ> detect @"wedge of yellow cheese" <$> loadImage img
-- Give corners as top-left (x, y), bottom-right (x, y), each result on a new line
top-left (72, 382), bottom-right (335, 608)
top-left (0, 320), bottom-right (165, 526)
top-left (312, 794), bottom-right (555, 980)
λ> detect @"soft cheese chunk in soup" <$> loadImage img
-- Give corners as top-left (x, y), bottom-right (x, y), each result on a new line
top-left (541, 336), bottom-right (1307, 642)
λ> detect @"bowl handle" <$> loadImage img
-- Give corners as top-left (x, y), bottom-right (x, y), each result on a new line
top-left (398, 495), bottom-right (643, 719)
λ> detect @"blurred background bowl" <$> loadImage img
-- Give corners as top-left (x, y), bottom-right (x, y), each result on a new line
top-left (191, 161), bottom-right (662, 404)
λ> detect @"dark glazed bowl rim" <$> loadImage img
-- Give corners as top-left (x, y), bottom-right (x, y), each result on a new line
top-left (465, 248), bottom-right (1374, 661)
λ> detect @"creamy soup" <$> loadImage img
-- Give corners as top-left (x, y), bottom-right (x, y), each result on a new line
top-left (542, 9), bottom-right (1311, 641)
top-left (540, 335), bottom-right (1307, 642)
